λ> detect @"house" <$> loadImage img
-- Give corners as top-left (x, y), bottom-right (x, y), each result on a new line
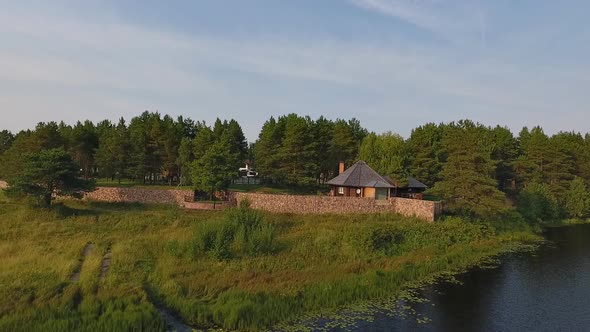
top-left (384, 176), bottom-right (428, 199)
top-left (327, 161), bottom-right (429, 200)
top-left (327, 161), bottom-right (394, 200)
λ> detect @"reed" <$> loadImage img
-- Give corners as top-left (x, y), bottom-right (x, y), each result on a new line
top-left (0, 199), bottom-right (541, 331)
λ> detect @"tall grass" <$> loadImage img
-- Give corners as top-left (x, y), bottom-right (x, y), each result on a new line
top-left (0, 199), bottom-right (541, 331)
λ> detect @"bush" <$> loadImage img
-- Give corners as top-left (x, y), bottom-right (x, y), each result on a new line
top-left (517, 182), bottom-right (559, 223)
top-left (190, 201), bottom-right (276, 260)
top-left (365, 226), bottom-right (405, 256)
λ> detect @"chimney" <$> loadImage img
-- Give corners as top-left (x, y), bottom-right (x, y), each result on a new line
top-left (339, 161), bottom-right (345, 174)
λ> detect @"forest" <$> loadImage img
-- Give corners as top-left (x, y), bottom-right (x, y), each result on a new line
top-left (1, 111), bottom-right (589, 221)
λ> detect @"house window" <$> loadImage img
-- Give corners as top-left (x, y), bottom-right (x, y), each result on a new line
top-left (338, 187), bottom-right (345, 195)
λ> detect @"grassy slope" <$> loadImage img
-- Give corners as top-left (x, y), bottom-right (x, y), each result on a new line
top-left (0, 196), bottom-right (541, 331)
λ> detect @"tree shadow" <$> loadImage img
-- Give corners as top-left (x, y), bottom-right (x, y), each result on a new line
top-left (53, 202), bottom-right (101, 218)
top-left (87, 201), bottom-right (148, 212)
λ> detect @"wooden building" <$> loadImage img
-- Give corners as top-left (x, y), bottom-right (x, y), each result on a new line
top-left (384, 176), bottom-right (429, 199)
top-left (327, 161), bottom-right (394, 200)
top-left (327, 161), bottom-right (429, 200)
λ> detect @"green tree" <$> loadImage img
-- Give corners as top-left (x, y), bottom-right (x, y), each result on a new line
top-left (254, 117), bottom-right (282, 182)
top-left (488, 126), bottom-right (520, 192)
top-left (177, 137), bottom-right (194, 185)
top-left (6, 148), bottom-right (94, 207)
top-left (0, 130), bottom-right (14, 157)
top-left (191, 137), bottom-right (236, 200)
top-left (95, 118), bottom-right (130, 183)
top-left (407, 123), bottom-right (443, 187)
top-left (564, 177), bottom-right (590, 219)
top-left (277, 114), bottom-right (316, 185)
top-left (517, 181), bottom-right (558, 223)
top-left (514, 126), bottom-right (549, 188)
top-left (310, 116), bottom-right (335, 183)
top-left (329, 119), bottom-right (357, 173)
top-left (225, 119), bottom-right (248, 169)
top-left (430, 120), bottom-right (509, 217)
top-left (192, 126), bottom-right (215, 161)
top-left (358, 132), bottom-right (408, 183)
top-left (68, 120), bottom-right (99, 179)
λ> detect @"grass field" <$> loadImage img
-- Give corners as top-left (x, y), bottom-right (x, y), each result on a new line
top-left (0, 193), bottom-right (541, 331)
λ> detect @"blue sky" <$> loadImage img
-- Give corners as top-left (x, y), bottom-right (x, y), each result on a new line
top-left (1, 0), bottom-right (589, 141)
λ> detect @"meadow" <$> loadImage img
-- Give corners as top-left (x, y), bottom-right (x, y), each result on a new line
top-left (0, 192), bottom-right (541, 331)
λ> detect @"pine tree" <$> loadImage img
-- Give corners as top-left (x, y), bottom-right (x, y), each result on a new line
top-left (431, 120), bottom-right (509, 217)
top-left (488, 126), bottom-right (519, 192)
top-left (564, 177), bottom-right (590, 219)
top-left (177, 137), bottom-right (193, 185)
top-left (69, 120), bottom-right (98, 179)
top-left (277, 114), bottom-right (315, 185)
top-left (254, 117), bottom-right (282, 182)
top-left (407, 123), bottom-right (443, 187)
top-left (0, 130), bottom-right (14, 157)
top-left (191, 136), bottom-right (236, 200)
top-left (7, 148), bottom-right (94, 207)
top-left (329, 119), bottom-right (357, 173)
top-left (310, 116), bottom-right (335, 183)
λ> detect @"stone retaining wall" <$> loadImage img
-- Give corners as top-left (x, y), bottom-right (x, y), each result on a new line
top-left (84, 187), bottom-right (193, 206)
top-left (83, 187), bottom-right (442, 221)
top-left (231, 192), bottom-right (442, 222)
top-left (184, 201), bottom-right (229, 210)
top-left (391, 197), bottom-right (442, 222)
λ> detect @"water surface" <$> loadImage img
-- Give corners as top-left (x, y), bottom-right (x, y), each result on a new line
top-left (319, 224), bottom-right (590, 331)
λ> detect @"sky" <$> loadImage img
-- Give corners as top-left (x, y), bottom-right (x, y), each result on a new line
top-left (1, 0), bottom-right (589, 142)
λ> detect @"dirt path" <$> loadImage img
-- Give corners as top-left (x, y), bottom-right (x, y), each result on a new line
top-left (70, 242), bottom-right (94, 282)
top-left (99, 243), bottom-right (112, 280)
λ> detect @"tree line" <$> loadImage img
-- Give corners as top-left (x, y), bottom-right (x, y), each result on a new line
top-left (1, 112), bottom-right (589, 221)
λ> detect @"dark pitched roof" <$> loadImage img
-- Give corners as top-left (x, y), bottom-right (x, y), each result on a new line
top-left (407, 176), bottom-right (428, 189)
top-left (383, 176), bottom-right (428, 189)
top-left (327, 161), bottom-right (395, 188)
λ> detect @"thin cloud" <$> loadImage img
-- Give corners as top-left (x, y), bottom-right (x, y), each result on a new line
top-left (349, 0), bottom-right (488, 46)
top-left (350, 0), bottom-right (443, 33)
top-left (0, 4), bottom-right (587, 139)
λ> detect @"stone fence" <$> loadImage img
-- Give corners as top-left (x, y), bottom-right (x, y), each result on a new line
top-left (82, 187), bottom-right (442, 221)
top-left (231, 192), bottom-right (442, 222)
top-left (83, 187), bottom-right (193, 206)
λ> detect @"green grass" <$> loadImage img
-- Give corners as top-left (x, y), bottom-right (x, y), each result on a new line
top-left (95, 178), bottom-right (193, 190)
top-left (228, 183), bottom-right (329, 195)
top-left (0, 199), bottom-right (542, 331)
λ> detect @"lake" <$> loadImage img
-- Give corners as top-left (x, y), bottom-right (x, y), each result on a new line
top-left (312, 224), bottom-right (590, 331)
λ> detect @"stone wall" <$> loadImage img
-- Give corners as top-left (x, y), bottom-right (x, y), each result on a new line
top-left (82, 187), bottom-right (442, 221)
top-left (391, 197), bottom-right (442, 222)
top-left (184, 201), bottom-right (229, 210)
top-left (231, 192), bottom-right (441, 222)
top-left (84, 187), bottom-right (193, 206)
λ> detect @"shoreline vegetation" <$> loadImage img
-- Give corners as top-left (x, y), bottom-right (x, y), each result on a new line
top-left (0, 194), bottom-right (542, 331)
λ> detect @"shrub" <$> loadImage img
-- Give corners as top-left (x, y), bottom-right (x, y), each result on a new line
top-left (517, 182), bottom-right (558, 223)
top-left (190, 201), bottom-right (277, 260)
top-left (365, 226), bottom-right (405, 256)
